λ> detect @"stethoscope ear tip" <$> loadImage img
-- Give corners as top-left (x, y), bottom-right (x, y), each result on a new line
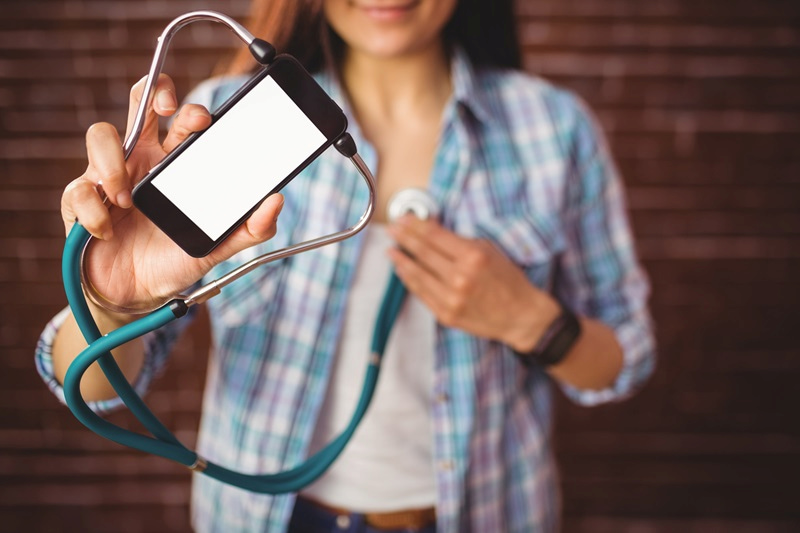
top-left (249, 38), bottom-right (276, 65)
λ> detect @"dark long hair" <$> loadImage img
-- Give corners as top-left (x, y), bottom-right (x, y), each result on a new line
top-left (226, 0), bottom-right (521, 75)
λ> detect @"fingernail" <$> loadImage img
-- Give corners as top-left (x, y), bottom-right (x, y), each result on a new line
top-left (190, 106), bottom-right (209, 118)
top-left (157, 90), bottom-right (176, 111)
top-left (116, 190), bottom-right (132, 209)
top-left (273, 195), bottom-right (285, 217)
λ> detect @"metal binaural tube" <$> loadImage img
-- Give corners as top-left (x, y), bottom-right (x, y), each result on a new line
top-left (123, 11), bottom-right (256, 160)
top-left (184, 152), bottom-right (376, 307)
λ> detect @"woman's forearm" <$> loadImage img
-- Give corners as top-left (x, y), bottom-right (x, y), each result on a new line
top-left (501, 284), bottom-right (624, 392)
top-left (51, 304), bottom-right (145, 403)
top-left (546, 317), bottom-right (624, 391)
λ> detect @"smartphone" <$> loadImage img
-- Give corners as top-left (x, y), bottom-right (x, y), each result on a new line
top-left (132, 56), bottom-right (348, 258)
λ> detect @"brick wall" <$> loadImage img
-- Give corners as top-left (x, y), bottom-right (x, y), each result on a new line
top-left (1, 0), bottom-right (798, 531)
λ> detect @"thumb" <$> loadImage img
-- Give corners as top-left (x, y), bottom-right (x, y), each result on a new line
top-left (162, 104), bottom-right (213, 154)
top-left (208, 193), bottom-right (285, 262)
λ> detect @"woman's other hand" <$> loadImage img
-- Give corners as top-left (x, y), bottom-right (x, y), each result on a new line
top-left (387, 216), bottom-right (559, 352)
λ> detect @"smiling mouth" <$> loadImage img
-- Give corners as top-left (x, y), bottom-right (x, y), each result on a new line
top-left (354, 1), bottom-right (421, 20)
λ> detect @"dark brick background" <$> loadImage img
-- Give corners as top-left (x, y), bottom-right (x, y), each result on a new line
top-left (1, 0), bottom-right (799, 531)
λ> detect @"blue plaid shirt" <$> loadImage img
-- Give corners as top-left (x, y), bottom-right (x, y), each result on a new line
top-left (37, 49), bottom-right (655, 532)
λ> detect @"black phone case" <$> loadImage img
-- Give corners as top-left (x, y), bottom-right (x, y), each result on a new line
top-left (132, 55), bottom-right (348, 258)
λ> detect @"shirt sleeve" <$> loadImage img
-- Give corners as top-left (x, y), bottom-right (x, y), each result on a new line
top-left (34, 305), bottom-right (198, 415)
top-left (554, 93), bottom-right (657, 406)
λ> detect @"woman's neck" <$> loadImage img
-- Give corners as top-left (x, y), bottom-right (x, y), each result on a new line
top-left (340, 43), bottom-right (453, 125)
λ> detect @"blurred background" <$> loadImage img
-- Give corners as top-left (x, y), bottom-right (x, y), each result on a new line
top-left (1, 0), bottom-right (799, 531)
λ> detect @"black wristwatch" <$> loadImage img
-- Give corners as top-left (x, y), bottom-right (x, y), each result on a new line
top-left (514, 302), bottom-right (582, 367)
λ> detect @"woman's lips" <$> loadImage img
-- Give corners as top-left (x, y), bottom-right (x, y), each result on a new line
top-left (356, 1), bottom-right (420, 22)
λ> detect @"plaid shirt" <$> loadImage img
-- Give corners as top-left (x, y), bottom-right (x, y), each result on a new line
top-left (36, 49), bottom-right (655, 532)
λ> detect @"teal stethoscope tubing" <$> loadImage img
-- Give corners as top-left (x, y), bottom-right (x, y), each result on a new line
top-left (60, 10), bottom-right (393, 493)
top-left (63, 222), bottom-right (406, 493)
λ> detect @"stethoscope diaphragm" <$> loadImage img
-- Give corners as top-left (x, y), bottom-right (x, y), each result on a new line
top-left (387, 188), bottom-right (439, 222)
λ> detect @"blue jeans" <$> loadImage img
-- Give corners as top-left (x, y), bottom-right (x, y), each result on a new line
top-left (288, 497), bottom-right (437, 533)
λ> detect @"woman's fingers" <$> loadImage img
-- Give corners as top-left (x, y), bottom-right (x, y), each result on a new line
top-left (208, 194), bottom-right (285, 263)
top-left (71, 73), bottom-right (195, 236)
top-left (387, 216), bottom-right (454, 281)
top-left (62, 121), bottom-right (130, 239)
top-left (61, 176), bottom-right (114, 239)
top-left (124, 73), bottom-right (178, 145)
top-left (84, 122), bottom-right (131, 208)
top-left (162, 104), bottom-right (212, 153)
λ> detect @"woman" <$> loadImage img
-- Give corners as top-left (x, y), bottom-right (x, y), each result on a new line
top-left (37, 0), bottom-right (656, 531)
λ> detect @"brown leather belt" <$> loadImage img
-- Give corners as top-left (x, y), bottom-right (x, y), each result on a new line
top-left (298, 496), bottom-right (436, 531)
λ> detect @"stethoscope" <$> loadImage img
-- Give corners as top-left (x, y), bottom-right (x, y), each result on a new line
top-left (62, 11), bottom-right (440, 494)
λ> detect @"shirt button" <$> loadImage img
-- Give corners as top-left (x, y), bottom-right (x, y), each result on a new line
top-left (439, 459), bottom-right (454, 471)
top-left (437, 392), bottom-right (450, 403)
top-left (336, 514), bottom-right (351, 529)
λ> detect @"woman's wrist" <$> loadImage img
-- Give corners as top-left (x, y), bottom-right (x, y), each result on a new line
top-left (86, 298), bottom-right (139, 331)
top-left (503, 286), bottom-right (561, 354)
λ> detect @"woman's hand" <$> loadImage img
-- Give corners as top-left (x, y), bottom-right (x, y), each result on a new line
top-left (387, 216), bottom-right (559, 352)
top-left (61, 74), bottom-right (284, 311)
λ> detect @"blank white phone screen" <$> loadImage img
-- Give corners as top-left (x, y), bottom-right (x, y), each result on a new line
top-left (151, 76), bottom-right (327, 240)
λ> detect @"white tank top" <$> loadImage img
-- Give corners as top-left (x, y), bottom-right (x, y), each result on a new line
top-left (301, 224), bottom-right (437, 512)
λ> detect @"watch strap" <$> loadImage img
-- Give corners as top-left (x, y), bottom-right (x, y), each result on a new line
top-left (514, 302), bottom-right (582, 367)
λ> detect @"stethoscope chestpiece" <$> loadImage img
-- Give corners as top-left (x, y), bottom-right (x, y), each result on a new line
top-left (387, 188), bottom-right (439, 223)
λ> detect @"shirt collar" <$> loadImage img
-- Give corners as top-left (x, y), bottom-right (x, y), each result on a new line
top-left (449, 46), bottom-right (493, 125)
